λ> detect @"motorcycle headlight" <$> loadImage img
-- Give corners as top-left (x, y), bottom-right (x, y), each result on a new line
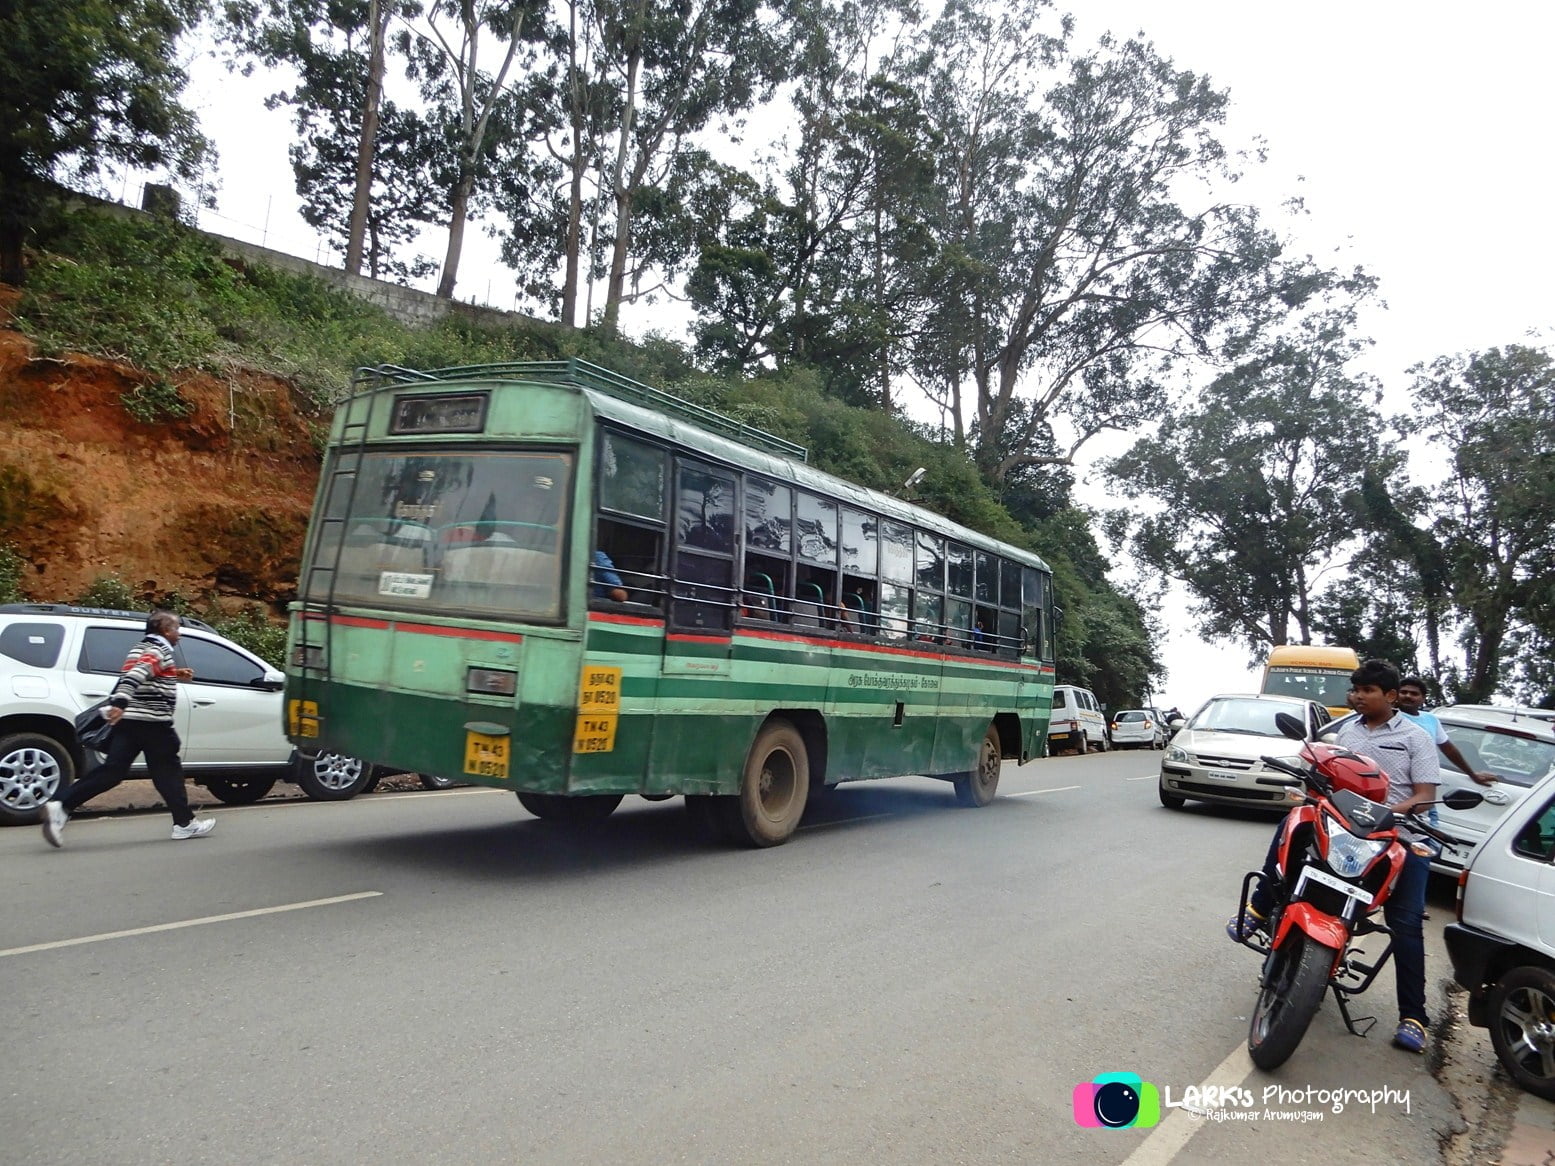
top-left (1325, 830), bottom-right (1388, 879)
top-left (1164, 745), bottom-right (1188, 764)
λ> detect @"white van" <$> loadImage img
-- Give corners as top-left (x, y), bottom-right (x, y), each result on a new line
top-left (1444, 766), bottom-right (1555, 1101)
top-left (1047, 684), bottom-right (1109, 754)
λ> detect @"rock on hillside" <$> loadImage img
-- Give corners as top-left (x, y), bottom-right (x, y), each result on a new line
top-left (0, 292), bottom-right (324, 606)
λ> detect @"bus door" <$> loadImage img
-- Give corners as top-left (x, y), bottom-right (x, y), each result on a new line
top-left (663, 459), bottom-right (735, 678)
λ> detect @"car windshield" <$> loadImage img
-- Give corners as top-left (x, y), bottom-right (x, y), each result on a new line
top-left (1191, 698), bottom-right (1303, 737)
top-left (1116, 711), bottom-right (1145, 722)
top-left (305, 449), bottom-right (573, 621)
top-left (1444, 723), bottom-right (1555, 788)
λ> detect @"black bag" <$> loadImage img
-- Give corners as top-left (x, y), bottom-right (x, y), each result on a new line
top-left (74, 702), bottom-right (117, 751)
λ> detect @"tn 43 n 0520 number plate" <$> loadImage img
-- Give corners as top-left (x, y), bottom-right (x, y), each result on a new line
top-left (463, 729), bottom-right (510, 779)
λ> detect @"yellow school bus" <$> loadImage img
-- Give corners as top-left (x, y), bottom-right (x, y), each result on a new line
top-left (1261, 645), bottom-right (1360, 717)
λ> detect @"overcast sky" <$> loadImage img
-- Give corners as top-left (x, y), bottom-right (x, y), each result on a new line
top-left (162, 1), bottom-right (1555, 711)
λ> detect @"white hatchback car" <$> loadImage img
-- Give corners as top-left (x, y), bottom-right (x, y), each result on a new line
top-left (1445, 768), bottom-right (1555, 1101)
top-left (1109, 709), bottom-right (1165, 749)
top-left (0, 603), bottom-right (383, 824)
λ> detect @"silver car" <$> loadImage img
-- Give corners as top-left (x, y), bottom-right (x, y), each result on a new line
top-left (1158, 693), bottom-right (1332, 811)
top-left (1431, 706), bottom-right (1555, 874)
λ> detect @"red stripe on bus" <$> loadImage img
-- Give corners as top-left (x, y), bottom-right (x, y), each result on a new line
top-left (588, 612), bottom-right (667, 627)
top-left (738, 627), bottom-right (1043, 670)
top-left (666, 633), bottom-right (733, 645)
top-left (311, 614), bottom-right (390, 629)
top-left (393, 621), bottom-right (525, 644)
top-left (310, 613), bottom-right (523, 643)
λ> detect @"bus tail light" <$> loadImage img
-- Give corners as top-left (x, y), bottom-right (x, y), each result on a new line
top-left (467, 667), bottom-right (517, 696)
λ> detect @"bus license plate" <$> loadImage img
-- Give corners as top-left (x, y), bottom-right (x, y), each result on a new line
top-left (463, 730), bottom-right (510, 779)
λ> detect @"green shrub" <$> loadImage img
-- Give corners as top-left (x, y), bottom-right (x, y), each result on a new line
top-left (0, 543), bottom-right (27, 603)
top-left (210, 604), bottom-right (287, 667)
top-left (73, 575), bottom-right (140, 610)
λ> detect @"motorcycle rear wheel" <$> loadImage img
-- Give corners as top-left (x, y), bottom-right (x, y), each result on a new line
top-left (1248, 932), bottom-right (1336, 1070)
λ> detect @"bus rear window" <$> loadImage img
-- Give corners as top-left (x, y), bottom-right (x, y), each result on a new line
top-left (307, 450), bottom-right (573, 620)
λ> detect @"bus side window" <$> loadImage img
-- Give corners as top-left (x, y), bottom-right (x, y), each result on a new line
top-left (593, 516), bottom-right (664, 609)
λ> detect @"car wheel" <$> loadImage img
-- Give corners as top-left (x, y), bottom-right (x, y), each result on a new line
top-left (0, 732), bottom-right (76, 825)
top-left (1158, 783), bottom-right (1186, 809)
top-left (204, 776), bottom-right (278, 805)
top-left (292, 751), bottom-right (375, 801)
top-left (1488, 966), bottom-right (1555, 1101)
top-left (417, 772), bottom-right (463, 791)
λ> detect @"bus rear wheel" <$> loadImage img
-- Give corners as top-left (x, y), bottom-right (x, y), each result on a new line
top-left (517, 792), bottom-right (622, 824)
top-left (954, 725), bottom-right (1002, 807)
top-left (721, 719), bottom-right (809, 847)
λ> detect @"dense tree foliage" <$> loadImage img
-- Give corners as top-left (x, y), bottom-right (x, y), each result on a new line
top-left (1103, 311), bottom-right (1397, 655)
top-left (1395, 345), bottom-right (1555, 701)
top-left (0, 0), bottom-right (211, 284)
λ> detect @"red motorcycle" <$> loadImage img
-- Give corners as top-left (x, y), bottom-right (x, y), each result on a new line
top-left (1233, 712), bottom-right (1480, 1069)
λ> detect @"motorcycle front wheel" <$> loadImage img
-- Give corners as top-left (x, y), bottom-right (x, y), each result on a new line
top-left (1248, 931), bottom-right (1336, 1070)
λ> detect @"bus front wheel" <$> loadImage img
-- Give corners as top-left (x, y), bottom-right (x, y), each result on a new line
top-left (954, 725), bottom-right (1002, 807)
top-left (722, 719), bottom-right (809, 847)
top-left (518, 792), bottom-right (623, 824)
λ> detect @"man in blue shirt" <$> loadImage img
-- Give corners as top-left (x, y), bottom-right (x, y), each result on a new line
top-left (590, 549), bottom-right (627, 602)
top-left (1228, 659), bottom-right (1440, 1055)
top-left (1396, 675), bottom-right (1498, 787)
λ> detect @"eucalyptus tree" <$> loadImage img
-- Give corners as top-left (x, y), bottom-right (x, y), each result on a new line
top-left (1397, 345), bottom-right (1555, 701)
top-left (583, 0), bottom-right (796, 333)
top-left (219, 0), bottom-right (451, 280)
top-left (1103, 313), bottom-right (1395, 655)
top-left (908, 3), bottom-right (1341, 485)
top-left (1, 0), bottom-right (211, 284)
top-left (688, 0), bottom-right (938, 406)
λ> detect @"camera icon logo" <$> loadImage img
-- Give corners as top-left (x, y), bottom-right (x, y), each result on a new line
top-left (1072, 1072), bottom-right (1161, 1129)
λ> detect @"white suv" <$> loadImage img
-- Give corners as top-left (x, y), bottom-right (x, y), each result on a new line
top-left (1445, 769), bottom-right (1555, 1102)
top-left (0, 603), bottom-right (379, 824)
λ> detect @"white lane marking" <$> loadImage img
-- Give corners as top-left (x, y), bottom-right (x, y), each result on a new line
top-left (1004, 785), bottom-right (1081, 797)
top-left (0, 892), bottom-right (383, 958)
top-left (1125, 776), bottom-right (1158, 782)
top-left (1119, 1041), bottom-right (1254, 1165)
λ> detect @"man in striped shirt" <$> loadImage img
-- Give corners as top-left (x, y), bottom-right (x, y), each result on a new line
top-left (42, 611), bottom-right (215, 846)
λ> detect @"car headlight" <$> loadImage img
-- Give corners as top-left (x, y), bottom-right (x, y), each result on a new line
top-left (1325, 831), bottom-right (1388, 879)
top-left (1164, 745), bottom-right (1188, 764)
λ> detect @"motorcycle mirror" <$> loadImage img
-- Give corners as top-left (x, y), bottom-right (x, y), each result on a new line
top-left (1273, 711), bottom-right (1306, 741)
top-left (1441, 789), bottom-right (1485, 811)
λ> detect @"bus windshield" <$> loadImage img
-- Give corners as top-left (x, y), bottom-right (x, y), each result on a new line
top-left (308, 449), bottom-right (573, 620)
top-left (1263, 665), bottom-right (1352, 711)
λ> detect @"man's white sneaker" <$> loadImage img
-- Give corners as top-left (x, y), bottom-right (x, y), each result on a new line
top-left (41, 800), bottom-right (67, 848)
top-left (170, 817), bottom-right (216, 840)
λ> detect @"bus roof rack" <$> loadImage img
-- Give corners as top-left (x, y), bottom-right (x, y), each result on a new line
top-left (353, 358), bottom-right (809, 463)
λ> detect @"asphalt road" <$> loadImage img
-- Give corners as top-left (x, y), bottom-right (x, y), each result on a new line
top-left (0, 748), bottom-right (1498, 1163)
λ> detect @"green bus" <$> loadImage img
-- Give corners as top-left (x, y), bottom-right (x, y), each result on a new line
top-left (285, 359), bottom-right (1057, 846)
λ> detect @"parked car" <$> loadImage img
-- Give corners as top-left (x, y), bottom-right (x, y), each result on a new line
top-left (1047, 684), bottom-right (1110, 754)
top-left (1444, 768), bottom-right (1555, 1101)
top-left (1429, 705), bottom-right (1555, 874)
top-left (0, 603), bottom-right (381, 825)
top-left (1109, 709), bottom-right (1165, 749)
top-left (1157, 693), bottom-right (1331, 811)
